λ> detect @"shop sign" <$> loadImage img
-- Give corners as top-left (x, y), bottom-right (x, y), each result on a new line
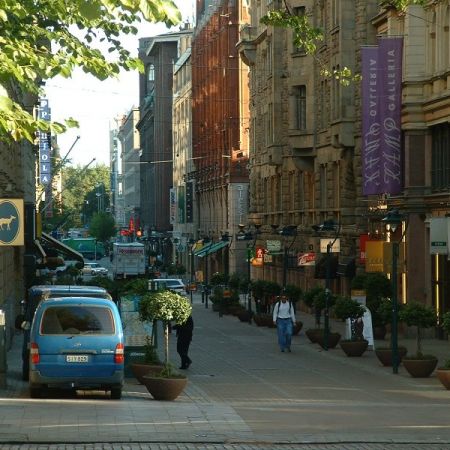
top-left (365, 241), bottom-right (406, 273)
top-left (430, 217), bottom-right (448, 255)
top-left (266, 240), bottom-right (281, 253)
top-left (0, 199), bottom-right (24, 246)
top-left (252, 247), bottom-right (264, 266)
top-left (359, 234), bottom-right (369, 264)
top-left (297, 252), bottom-right (315, 266)
top-left (320, 238), bottom-right (340, 253)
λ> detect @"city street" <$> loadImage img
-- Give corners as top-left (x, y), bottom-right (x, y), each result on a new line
top-left (1, 293), bottom-right (450, 449)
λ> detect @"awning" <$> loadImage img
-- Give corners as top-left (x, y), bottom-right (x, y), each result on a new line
top-left (40, 232), bottom-right (84, 264)
top-left (196, 240), bottom-right (229, 258)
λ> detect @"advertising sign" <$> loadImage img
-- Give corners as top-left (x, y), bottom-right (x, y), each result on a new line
top-left (38, 99), bottom-right (51, 185)
top-left (252, 247), bottom-right (264, 266)
top-left (0, 199), bottom-right (24, 246)
top-left (359, 234), bottom-right (369, 264)
top-left (169, 188), bottom-right (176, 225)
top-left (297, 252), bottom-right (316, 266)
top-left (361, 37), bottom-right (403, 195)
top-left (429, 217), bottom-right (448, 254)
top-left (266, 240), bottom-right (282, 253)
top-left (320, 238), bottom-right (340, 253)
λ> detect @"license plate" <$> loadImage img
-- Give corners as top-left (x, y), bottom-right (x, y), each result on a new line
top-left (66, 355), bottom-right (88, 363)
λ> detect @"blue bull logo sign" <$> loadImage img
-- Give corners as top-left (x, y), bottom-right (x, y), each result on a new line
top-left (0, 199), bottom-right (24, 246)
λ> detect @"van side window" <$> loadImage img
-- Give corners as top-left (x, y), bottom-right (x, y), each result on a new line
top-left (41, 306), bottom-right (115, 335)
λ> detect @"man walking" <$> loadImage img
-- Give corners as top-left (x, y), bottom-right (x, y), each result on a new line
top-left (173, 315), bottom-right (194, 369)
top-left (273, 295), bottom-right (296, 352)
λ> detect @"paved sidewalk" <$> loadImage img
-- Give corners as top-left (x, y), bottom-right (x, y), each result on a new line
top-left (0, 293), bottom-right (449, 448)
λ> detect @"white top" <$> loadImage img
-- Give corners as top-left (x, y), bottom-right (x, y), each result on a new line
top-left (273, 301), bottom-right (296, 323)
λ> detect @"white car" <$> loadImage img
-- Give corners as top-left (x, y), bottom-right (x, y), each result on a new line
top-left (152, 278), bottom-right (186, 295)
top-left (82, 262), bottom-right (108, 276)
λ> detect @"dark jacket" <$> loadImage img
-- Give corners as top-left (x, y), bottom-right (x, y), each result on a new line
top-left (173, 316), bottom-right (193, 342)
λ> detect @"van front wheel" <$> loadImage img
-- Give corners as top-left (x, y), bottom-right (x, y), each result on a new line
top-left (110, 386), bottom-right (122, 400)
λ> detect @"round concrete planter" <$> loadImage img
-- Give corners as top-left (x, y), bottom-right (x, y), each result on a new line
top-left (305, 328), bottom-right (322, 343)
top-left (142, 375), bottom-right (187, 401)
top-left (339, 339), bottom-right (368, 357)
top-left (316, 332), bottom-right (341, 349)
top-left (403, 357), bottom-right (438, 378)
top-left (375, 347), bottom-right (408, 367)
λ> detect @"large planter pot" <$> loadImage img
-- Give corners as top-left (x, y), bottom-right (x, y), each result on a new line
top-left (339, 339), bottom-right (368, 357)
top-left (305, 328), bottom-right (322, 343)
top-left (131, 363), bottom-right (164, 384)
top-left (237, 310), bottom-right (253, 323)
top-left (403, 356), bottom-right (438, 378)
top-left (436, 369), bottom-right (450, 389)
top-left (375, 347), bottom-right (408, 367)
top-left (142, 375), bottom-right (188, 401)
top-left (316, 332), bottom-right (341, 349)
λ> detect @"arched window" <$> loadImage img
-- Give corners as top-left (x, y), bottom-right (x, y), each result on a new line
top-left (147, 64), bottom-right (155, 81)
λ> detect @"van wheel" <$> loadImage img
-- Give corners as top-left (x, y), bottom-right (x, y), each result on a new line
top-left (30, 385), bottom-right (43, 398)
top-left (110, 387), bottom-right (122, 399)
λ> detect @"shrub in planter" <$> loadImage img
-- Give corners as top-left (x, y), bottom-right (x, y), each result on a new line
top-left (303, 286), bottom-right (326, 327)
top-left (436, 312), bottom-right (450, 388)
top-left (399, 301), bottom-right (438, 377)
top-left (283, 284), bottom-right (302, 312)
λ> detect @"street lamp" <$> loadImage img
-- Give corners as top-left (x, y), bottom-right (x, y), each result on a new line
top-left (382, 209), bottom-right (405, 375)
top-left (312, 219), bottom-right (340, 351)
top-left (237, 223), bottom-right (261, 313)
top-left (278, 225), bottom-right (298, 291)
top-left (202, 236), bottom-right (211, 309)
top-left (188, 238), bottom-right (196, 305)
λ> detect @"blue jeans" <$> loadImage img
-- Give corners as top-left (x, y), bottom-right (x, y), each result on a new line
top-left (276, 318), bottom-right (293, 351)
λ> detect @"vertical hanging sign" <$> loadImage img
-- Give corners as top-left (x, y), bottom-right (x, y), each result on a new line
top-left (361, 46), bottom-right (381, 195)
top-left (169, 188), bottom-right (176, 225)
top-left (361, 37), bottom-right (403, 195)
top-left (38, 99), bottom-right (51, 185)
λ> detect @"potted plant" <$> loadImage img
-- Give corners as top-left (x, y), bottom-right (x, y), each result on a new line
top-left (436, 312), bottom-right (450, 389)
top-left (302, 286), bottom-right (326, 343)
top-left (138, 290), bottom-right (192, 400)
top-left (374, 299), bottom-right (408, 366)
top-left (333, 296), bottom-right (368, 357)
top-left (399, 301), bottom-right (438, 378)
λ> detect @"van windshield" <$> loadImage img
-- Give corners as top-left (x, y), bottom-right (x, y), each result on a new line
top-left (41, 306), bottom-right (115, 335)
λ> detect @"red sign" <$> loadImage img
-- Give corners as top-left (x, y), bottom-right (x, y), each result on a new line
top-left (297, 252), bottom-right (316, 266)
top-left (359, 234), bottom-right (369, 264)
top-left (252, 247), bottom-right (264, 267)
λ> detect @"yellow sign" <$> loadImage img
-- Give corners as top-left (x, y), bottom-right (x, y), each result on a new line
top-left (0, 199), bottom-right (24, 246)
top-left (365, 240), bottom-right (406, 273)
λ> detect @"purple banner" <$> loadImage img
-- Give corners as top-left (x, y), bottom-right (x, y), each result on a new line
top-left (361, 37), bottom-right (403, 196)
top-left (379, 37), bottom-right (403, 195)
top-left (361, 46), bottom-right (381, 195)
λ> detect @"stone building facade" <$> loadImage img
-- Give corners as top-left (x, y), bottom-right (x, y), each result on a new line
top-left (239, 1), bottom-right (380, 292)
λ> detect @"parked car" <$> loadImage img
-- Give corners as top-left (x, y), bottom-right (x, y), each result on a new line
top-left (15, 285), bottom-right (113, 381)
top-left (28, 296), bottom-right (124, 399)
top-left (82, 262), bottom-right (108, 276)
top-left (151, 278), bottom-right (186, 295)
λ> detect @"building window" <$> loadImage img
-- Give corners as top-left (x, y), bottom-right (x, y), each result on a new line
top-left (431, 123), bottom-right (450, 189)
top-left (294, 85), bottom-right (307, 130)
top-left (292, 6), bottom-right (306, 54)
top-left (297, 171), bottom-right (304, 210)
top-left (331, 0), bottom-right (339, 28)
top-left (331, 66), bottom-right (340, 120)
top-left (147, 64), bottom-right (155, 81)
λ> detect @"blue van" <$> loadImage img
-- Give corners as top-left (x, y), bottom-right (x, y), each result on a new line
top-left (16, 285), bottom-right (113, 381)
top-left (28, 296), bottom-right (124, 399)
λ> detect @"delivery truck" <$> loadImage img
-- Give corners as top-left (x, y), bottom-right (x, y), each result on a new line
top-left (112, 242), bottom-right (145, 279)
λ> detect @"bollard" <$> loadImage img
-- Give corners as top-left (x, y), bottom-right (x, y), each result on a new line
top-left (0, 310), bottom-right (7, 388)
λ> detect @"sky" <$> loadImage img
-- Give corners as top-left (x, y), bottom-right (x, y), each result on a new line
top-left (45, 1), bottom-right (195, 168)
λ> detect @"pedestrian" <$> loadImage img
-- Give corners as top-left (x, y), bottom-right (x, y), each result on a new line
top-left (173, 315), bottom-right (194, 369)
top-left (272, 295), bottom-right (296, 352)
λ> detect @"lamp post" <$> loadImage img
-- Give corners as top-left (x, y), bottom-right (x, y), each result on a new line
top-left (188, 238), bottom-right (195, 305)
top-left (278, 225), bottom-right (298, 291)
top-left (237, 224), bottom-right (260, 313)
top-left (312, 219), bottom-right (340, 351)
top-left (382, 209), bottom-right (405, 375)
top-left (202, 236), bottom-right (211, 309)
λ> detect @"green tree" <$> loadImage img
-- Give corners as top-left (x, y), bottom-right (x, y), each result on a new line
top-left (0, 0), bottom-right (181, 141)
top-left (89, 212), bottom-right (116, 243)
top-left (60, 164), bottom-right (111, 229)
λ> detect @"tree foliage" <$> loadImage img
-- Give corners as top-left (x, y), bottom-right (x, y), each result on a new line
top-left (0, 0), bottom-right (181, 141)
top-left (89, 211), bottom-right (116, 243)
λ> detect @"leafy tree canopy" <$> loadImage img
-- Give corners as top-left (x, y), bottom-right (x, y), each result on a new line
top-left (0, 0), bottom-right (181, 141)
top-left (89, 211), bottom-right (116, 243)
